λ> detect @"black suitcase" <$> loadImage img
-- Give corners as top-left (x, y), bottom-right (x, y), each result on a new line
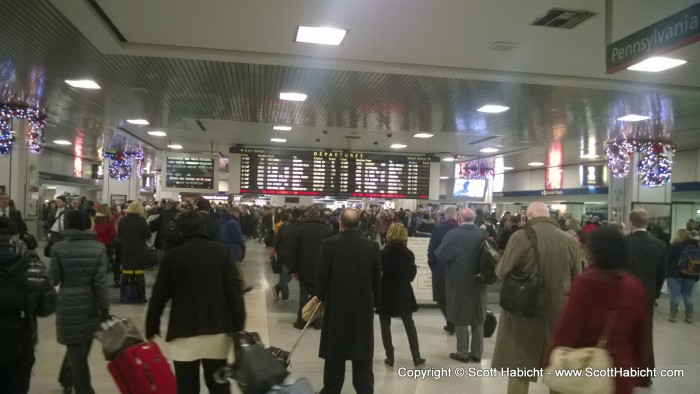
top-left (484, 310), bottom-right (497, 338)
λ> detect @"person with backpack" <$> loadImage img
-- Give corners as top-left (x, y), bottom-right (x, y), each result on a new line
top-left (667, 229), bottom-right (699, 324)
top-left (0, 216), bottom-right (57, 393)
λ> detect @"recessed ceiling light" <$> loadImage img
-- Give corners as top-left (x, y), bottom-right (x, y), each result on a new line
top-left (439, 176), bottom-right (449, 180)
top-left (295, 26), bottom-right (347, 45)
top-left (273, 126), bottom-right (293, 131)
top-left (477, 105), bottom-right (510, 113)
top-left (127, 119), bottom-right (149, 125)
top-left (64, 79), bottom-right (101, 89)
top-left (53, 140), bottom-right (72, 145)
top-left (167, 144), bottom-right (183, 150)
top-left (413, 133), bottom-right (434, 138)
top-left (279, 92), bottom-right (307, 101)
top-left (271, 138), bottom-right (287, 143)
top-left (503, 166), bottom-right (514, 170)
top-left (617, 114), bottom-right (650, 122)
top-left (580, 154), bottom-right (599, 159)
top-left (528, 162), bottom-right (545, 166)
top-left (442, 157), bottom-right (456, 162)
top-left (390, 144), bottom-right (407, 149)
top-left (148, 131), bottom-right (167, 137)
top-left (480, 147), bottom-right (499, 153)
top-left (627, 56), bottom-right (687, 72)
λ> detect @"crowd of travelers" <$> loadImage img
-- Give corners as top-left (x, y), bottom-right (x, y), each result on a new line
top-left (1, 189), bottom-right (698, 393)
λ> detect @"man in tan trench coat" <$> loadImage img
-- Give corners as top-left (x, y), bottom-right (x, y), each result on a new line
top-left (491, 202), bottom-right (581, 393)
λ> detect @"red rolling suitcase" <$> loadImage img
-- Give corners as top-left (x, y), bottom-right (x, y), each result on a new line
top-left (108, 341), bottom-right (177, 393)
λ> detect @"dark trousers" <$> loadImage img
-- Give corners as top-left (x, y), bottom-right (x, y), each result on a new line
top-left (296, 280), bottom-right (315, 324)
top-left (173, 359), bottom-right (229, 394)
top-left (321, 359), bottom-right (373, 394)
top-left (65, 341), bottom-right (95, 394)
top-left (0, 330), bottom-right (34, 394)
top-left (379, 314), bottom-right (421, 361)
top-left (437, 302), bottom-right (454, 329)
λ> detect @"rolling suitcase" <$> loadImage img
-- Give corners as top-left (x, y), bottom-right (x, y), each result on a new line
top-left (108, 341), bottom-right (177, 393)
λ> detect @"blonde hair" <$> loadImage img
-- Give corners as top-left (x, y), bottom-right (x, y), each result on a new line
top-left (387, 222), bottom-right (408, 243)
top-left (673, 229), bottom-right (691, 244)
top-left (126, 201), bottom-right (146, 217)
top-left (629, 209), bottom-right (649, 229)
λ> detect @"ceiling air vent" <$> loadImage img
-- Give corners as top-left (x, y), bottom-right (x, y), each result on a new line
top-left (344, 136), bottom-right (361, 139)
top-left (531, 8), bottom-right (595, 29)
top-left (490, 42), bottom-right (519, 52)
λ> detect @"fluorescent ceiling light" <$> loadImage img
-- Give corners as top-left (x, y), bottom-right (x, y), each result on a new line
top-left (528, 162), bottom-right (545, 166)
top-left (167, 144), bottom-right (183, 150)
top-left (390, 144), bottom-right (407, 149)
top-left (503, 166), bottom-right (514, 170)
top-left (477, 105), bottom-right (509, 113)
top-left (273, 126), bottom-right (293, 131)
top-left (53, 140), bottom-right (72, 145)
top-left (295, 26), bottom-right (347, 45)
top-left (279, 92), bottom-right (307, 101)
top-left (413, 133), bottom-right (434, 138)
top-left (148, 131), bottom-right (167, 137)
top-left (480, 147), bottom-right (499, 153)
top-left (442, 157), bottom-right (455, 162)
top-left (617, 114), bottom-right (650, 122)
top-left (64, 79), bottom-right (101, 89)
top-left (439, 176), bottom-right (449, 180)
top-left (580, 154), bottom-right (599, 159)
top-left (271, 138), bottom-right (287, 143)
top-left (627, 56), bottom-right (687, 72)
top-left (127, 119), bottom-right (149, 125)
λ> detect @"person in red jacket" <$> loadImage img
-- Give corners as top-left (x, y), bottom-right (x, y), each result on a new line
top-left (547, 226), bottom-right (650, 394)
top-left (93, 204), bottom-right (118, 286)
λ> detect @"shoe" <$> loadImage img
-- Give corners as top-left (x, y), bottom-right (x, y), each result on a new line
top-left (63, 387), bottom-right (72, 394)
top-left (449, 353), bottom-right (470, 363)
top-left (468, 353), bottom-right (481, 363)
top-left (669, 310), bottom-right (678, 323)
top-left (271, 285), bottom-right (280, 300)
top-left (293, 321), bottom-right (305, 330)
top-left (244, 286), bottom-right (254, 294)
top-left (639, 377), bottom-right (653, 388)
top-left (685, 312), bottom-right (693, 324)
top-left (413, 357), bottom-right (426, 367)
top-left (281, 295), bottom-right (289, 301)
top-left (443, 325), bottom-right (455, 335)
top-left (384, 358), bottom-right (394, 367)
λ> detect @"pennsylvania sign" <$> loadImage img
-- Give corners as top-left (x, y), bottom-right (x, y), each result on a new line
top-left (607, 2), bottom-right (700, 73)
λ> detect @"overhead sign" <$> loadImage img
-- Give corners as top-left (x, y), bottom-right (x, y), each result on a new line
top-left (607, 2), bottom-right (700, 73)
top-left (492, 187), bottom-right (609, 198)
top-left (580, 165), bottom-right (604, 187)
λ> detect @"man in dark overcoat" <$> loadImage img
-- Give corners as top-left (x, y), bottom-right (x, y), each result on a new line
top-left (427, 206), bottom-right (459, 334)
top-left (435, 208), bottom-right (487, 363)
top-left (624, 208), bottom-right (666, 388)
top-left (316, 209), bottom-right (381, 394)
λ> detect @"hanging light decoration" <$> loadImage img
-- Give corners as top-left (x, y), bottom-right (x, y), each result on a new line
top-left (0, 103), bottom-right (47, 155)
top-left (604, 139), bottom-right (674, 187)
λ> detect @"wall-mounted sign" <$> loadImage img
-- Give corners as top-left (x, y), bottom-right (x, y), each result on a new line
top-left (91, 164), bottom-right (103, 180)
top-left (580, 165), bottom-right (603, 187)
top-left (606, 2), bottom-right (700, 73)
top-left (492, 187), bottom-right (609, 198)
top-left (164, 156), bottom-right (216, 191)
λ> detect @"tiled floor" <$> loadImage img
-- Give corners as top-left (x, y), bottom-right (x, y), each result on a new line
top-left (31, 240), bottom-right (699, 393)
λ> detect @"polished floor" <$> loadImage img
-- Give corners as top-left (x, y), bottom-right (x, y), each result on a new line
top-left (31, 239), bottom-right (700, 393)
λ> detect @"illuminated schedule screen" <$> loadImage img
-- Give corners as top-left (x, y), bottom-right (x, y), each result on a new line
top-left (234, 147), bottom-right (434, 199)
top-left (165, 156), bottom-right (216, 189)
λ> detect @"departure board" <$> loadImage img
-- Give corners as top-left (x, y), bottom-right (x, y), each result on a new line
top-left (234, 147), bottom-right (434, 199)
top-left (165, 156), bottom-right (216, 190)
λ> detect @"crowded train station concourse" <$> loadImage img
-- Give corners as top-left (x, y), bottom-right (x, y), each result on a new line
top-left (1, 0), bottom-right (700, 393)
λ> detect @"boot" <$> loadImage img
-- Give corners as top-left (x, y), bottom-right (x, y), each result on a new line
top-left (668, 310), bottom-right (678, 323)
top-left (685, 311), bottom-right (693, 324)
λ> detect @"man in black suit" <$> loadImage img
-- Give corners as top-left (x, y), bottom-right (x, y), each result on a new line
top-left (624, 208), bottom-right (666, 388)
top-left (316, 209), bottom-right (381, 394)
top-left (0, 192), bottom-right (28, 235)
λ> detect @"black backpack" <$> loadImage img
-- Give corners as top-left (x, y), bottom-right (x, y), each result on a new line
top-left (476, 237), bottom-right (501, 285)
top-left (0, 255), bottom-right (30, 329)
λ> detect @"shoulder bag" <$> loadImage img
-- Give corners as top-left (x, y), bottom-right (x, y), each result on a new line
top-left (499, 226), bottom-right (544, 317)
top-left (542, 311), bottom-right (617, 394)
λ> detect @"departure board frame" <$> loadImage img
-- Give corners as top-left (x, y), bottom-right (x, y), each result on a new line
top-left (232, 146), bottom-right (436, 199)
top-left (161, 152), bottom-right (219, 194)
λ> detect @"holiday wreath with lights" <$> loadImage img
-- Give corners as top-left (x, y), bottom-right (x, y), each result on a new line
top-left (0, 103), bottom-right (46, 155)
top-left (605, 139), bottom-right (674, 188)
top-left (103, 149), bottom-right (144, 181)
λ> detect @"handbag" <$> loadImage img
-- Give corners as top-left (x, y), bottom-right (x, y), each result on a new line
top-left (301, 296), bottom-right (324, 324)
top-left (235, 332), bottom-right (289, 393)
top-left (94, 315), bottom-right (144, 360)
top-left (499, 226), bottom-right (544, 317)
top-left (20, 232), bottom-right (38, 251)
top-left (121, 275), bottom-right (140, 304)
top-left (270, 248), bottom-right (281, 274)
top-left (542, 311), bottom-right (618, 394)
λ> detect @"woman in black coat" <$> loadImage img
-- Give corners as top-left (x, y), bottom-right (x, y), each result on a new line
top-left (117, 201), bottom-right (151, 303)
top-left (378, 223), bottom-right (424, 367)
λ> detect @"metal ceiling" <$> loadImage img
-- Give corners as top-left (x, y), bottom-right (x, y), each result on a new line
top-left (1, 0), bottom-right (699, 173)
